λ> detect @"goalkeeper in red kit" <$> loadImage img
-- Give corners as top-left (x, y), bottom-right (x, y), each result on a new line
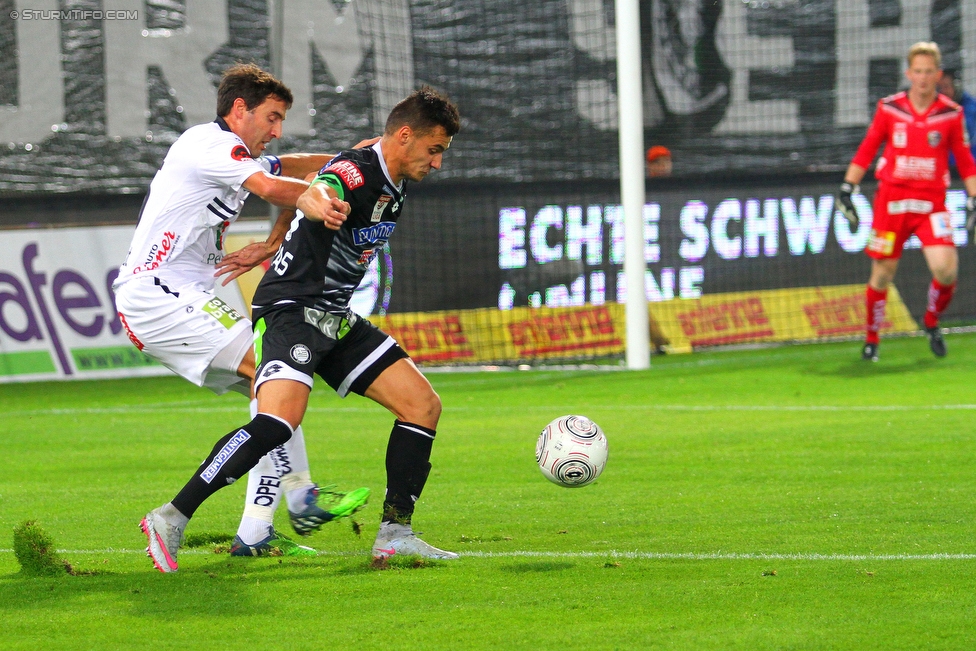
top-left (837, 41), bottom-right (976, 361)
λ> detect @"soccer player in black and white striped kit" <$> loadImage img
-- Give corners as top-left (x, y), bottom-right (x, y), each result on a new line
top-left (140, 86), bottom-right (461, 570)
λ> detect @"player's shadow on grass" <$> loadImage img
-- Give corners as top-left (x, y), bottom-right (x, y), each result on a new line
top-left (500, 561), bottom-right (576, 573)
top-left (0, 571), bottom-right (261, 619)
top-left (0, 555), bottom-right (372, 620)
top-left (805, 357), bottom-right (938, 378)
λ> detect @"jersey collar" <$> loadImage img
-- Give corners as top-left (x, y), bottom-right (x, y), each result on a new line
top-left (214, 116), bottom-right (232, 132)
top-left (372, 141), bottom-right (404, 193)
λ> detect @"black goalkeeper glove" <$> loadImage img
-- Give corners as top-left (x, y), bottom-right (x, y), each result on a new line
top-left (967, 195), bottom-right (976, 236)
top-left (837, 181), bottom-right (860, 229)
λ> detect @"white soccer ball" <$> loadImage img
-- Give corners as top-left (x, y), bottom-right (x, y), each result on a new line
top-left (535, 415), bottom-right (609, 488)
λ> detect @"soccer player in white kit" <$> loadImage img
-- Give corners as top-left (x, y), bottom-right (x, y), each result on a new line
top-left (115, 63), bottom-right (369, 564)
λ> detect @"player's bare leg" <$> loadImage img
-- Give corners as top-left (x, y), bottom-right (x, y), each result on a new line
top-left (364, 358), bottom-right (441, 429)
top-left (921, 245), bottom-right (957, 357)
top-left (863, 258), bottom-right (899, 361)
top-left (365, 359), bottom-right (457, 561)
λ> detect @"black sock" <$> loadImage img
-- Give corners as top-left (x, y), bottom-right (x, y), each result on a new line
top-left (171, 414), bottom-right (293, 518)
top-left (382, 420), bottom-right (435, 524)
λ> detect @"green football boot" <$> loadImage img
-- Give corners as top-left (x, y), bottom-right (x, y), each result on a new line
top-left (289, 484), bottom-right (370, 536)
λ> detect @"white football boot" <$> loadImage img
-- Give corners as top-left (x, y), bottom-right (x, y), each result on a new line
top-left (371, 522), bottom-right (459, 560)
top-left (140, 506), bottom-right (185, 573)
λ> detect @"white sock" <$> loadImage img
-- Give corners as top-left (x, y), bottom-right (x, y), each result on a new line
top-left (285, 475), bottom-right (315, 513)
top-left (236, 516), bottom-right (273, 546)
top-left (236, 398), bottom-right (281, 543)
top-left (237, 451), bottom-right (282, 540)
top-left (280, 425), bottom-right (316, 511)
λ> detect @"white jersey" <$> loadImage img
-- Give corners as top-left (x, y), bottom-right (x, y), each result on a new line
top-left (115, 118), bottom-right (269, 292)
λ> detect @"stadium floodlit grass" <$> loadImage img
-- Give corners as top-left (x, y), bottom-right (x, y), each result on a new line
top-left (3, 334), bottom-right (976, 649)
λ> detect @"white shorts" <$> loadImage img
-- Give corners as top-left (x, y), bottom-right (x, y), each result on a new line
top-left (114, 276), bottom-right (252, 395)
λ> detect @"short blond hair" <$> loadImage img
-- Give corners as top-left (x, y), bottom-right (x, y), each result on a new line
top-left (907, 41), bottom-right (942, 68)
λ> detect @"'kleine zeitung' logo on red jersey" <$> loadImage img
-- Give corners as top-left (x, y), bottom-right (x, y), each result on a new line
top-left (231, 145), bottom-right (251, 161)
top-left (325, 160), bottom-right (365, 189)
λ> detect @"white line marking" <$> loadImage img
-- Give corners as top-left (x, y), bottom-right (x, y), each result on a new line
top-left (1, 549), bottom-right (974, 561)
top-left (6, 403), bottom-right (976, 418)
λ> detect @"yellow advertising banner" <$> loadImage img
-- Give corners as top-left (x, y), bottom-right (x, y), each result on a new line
top-left (221, 237), bottom-right (918, 364)
top-left (371, 285), bottom-right (916, 363)
top-left (373, 304), bottom-right (624, 364)
top-left (649, 284), bottom-right (916, 352)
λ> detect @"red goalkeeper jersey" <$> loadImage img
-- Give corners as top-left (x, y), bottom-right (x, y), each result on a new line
top-left (851, 91), bottom-right (976, 189)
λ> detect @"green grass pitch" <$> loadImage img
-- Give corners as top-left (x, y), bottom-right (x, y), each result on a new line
top-left (3, 334), bottom-right (976, 650)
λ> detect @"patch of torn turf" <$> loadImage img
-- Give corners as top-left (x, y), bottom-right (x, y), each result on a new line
top-left (13, 520), bottom-right (97, 576)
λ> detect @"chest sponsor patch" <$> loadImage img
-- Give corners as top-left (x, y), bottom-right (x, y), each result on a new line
top-left (371, 195), bottom-right (393, 222)
top-left (325, 160), bottom-right (365, 189)
top-left (353, 221), bottom-right (396, 246)
top-left (231, 145), bottom-right (251, 161)
top-left (893, 155), bottom-right (936, 180)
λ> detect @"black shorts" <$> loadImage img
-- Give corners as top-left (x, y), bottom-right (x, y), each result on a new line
top-left (252, 305), bottom-right (407, 397)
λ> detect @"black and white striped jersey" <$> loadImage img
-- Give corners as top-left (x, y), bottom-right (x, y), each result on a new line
top-left (252, 142), bottom-right (406, 317)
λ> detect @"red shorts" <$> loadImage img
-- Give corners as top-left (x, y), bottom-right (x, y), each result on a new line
top-left (866, 184), bottom-right (954, 260)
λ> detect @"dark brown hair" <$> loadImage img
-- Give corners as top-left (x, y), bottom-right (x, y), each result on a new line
top-left (216, 63), bottom-right (294, 117)
top-left (385, 86), bottom-right (460, 137)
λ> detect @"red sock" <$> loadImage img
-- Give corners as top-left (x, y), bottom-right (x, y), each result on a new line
top-left (865, 285), bottom-right (888, 345)
top-left (924, 280), bottom-right (956, 329)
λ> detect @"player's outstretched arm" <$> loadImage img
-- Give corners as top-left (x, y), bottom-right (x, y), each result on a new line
top-left (837, 163), bottom-right (866, 229)
top-left (266, 138), bottom-right (378, 180)
top-left (296, 183), bottom-right (350, 230)
top-left (243, 171), bottom-right (309, 209)
top-left (274, 153), bottom-right (334, 179)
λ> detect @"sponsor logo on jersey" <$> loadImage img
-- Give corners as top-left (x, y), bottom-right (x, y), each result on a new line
top-left (353, 221), bottom-right (396, 246)
top-left (893, 155), bottom-right (936, 180)
top-left (290, 344), bottom-right (311, 364)
top-left (231, 145), bottom-right (251, 161)
top-left (357, 249), bottom-right (377, 266)
top-left (132, 230), bottom-right (180, 274)
top-left (371, 195), bottom-right (393, 222)
top-left (325, 160), bottom-right (365, 189)
top-left (893, 122), bottom-right (907, 148)
top-left (927, 130), bottom-right (941, 147)
top-left (201, 429), bottom-right (251, 484)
